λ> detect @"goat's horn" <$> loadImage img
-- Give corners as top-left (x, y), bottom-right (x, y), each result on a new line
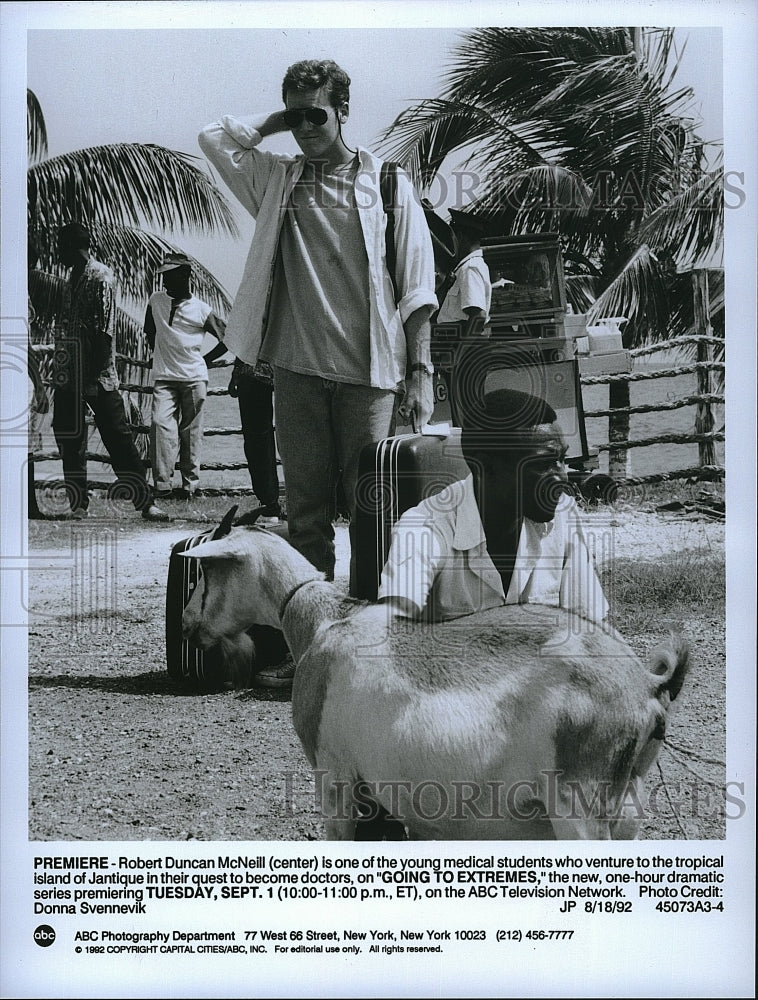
top-left (212, 505), bottom-right (239, 540)
top-left (233, 505), bottom-right (273, 527)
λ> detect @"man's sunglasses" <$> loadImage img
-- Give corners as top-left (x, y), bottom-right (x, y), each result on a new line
top-left (282, 107), bottom-right (330, 128)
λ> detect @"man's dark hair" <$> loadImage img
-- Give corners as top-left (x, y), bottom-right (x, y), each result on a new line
top-left (58, 222), bottom-right (91, 249)
top-left (460, 388), bottom-right (558, 461)
top-left (281, 59), bottom-right (350, 107)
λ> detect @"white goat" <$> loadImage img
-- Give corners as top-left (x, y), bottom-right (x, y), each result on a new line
top-left (181, 526), bottom-right (689, 840)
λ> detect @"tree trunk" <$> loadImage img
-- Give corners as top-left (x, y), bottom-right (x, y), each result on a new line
top-left (608, 378), bottom-right (631, 479)
top-left (693, 270), bottom-right (716, 467)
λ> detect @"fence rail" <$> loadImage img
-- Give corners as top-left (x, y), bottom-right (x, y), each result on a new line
top-left (584, 393), bottom-right (724, 419)
top-left (579, 360), bottom-right (724, 385)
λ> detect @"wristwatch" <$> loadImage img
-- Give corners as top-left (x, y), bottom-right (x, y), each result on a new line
top-left (406, 362), bottom-right (434, 377)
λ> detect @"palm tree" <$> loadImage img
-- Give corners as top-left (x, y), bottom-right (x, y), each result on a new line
top-left (27, 88), bottom-right (239, 413)
top-left (380, 27), bottom-right (723, 476)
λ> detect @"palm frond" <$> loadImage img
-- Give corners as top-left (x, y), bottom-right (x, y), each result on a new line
top-left (378, 99), bottom-right (523, 187)
top-left (637, 159), bottom-right (723, 263)
top-left (444, 27), bottom-right (634, 111)
top-left (376, 23), bottom-right (722, 382)
top-left (28, 270), bottom-right (67, 339)
top-left (565, 273), bottom-right (600, 313)
top-left (587, 244), bottom-right (672, 345)
top-left (27, 143), bottom-right (239, 239)
top-left (476, 162), bottom-right (593, 219)
top-left (27, 89), bottom-right (48, 164)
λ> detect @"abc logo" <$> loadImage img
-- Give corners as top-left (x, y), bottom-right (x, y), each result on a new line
top-left (34, 924), bottom-right (56, 947)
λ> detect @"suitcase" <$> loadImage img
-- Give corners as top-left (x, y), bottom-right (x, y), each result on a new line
top-left (165, 505), bottom-right (289, 689)
top-left (166, 528), bottom-right (228, 688)
top-left (353, 432), bottom-right (470, 600)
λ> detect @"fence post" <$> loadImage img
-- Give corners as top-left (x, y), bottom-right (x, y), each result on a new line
top-left (693, 270), bottom-right (715, 468)
top-left (608, 379), bottom-right (631, 480)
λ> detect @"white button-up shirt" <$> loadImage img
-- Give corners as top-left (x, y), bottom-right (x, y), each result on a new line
top-left (436, 248), bottom-right (492, 323)
top-left (378, 475), bottom-right (609, 623)
top-left (198, 117), bottom-right (437, 390)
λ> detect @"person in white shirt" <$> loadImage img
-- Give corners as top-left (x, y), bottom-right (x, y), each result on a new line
top-left (433, 209), bottom-right (492, 413)
top-left (379, 387), bottom-right (609, 624)
top-left (198, 59), bottom-right (437, 594)
top-left (436, 208), bottom-right (492, 328)
top-left (144, 253), bottom-right (227, 499)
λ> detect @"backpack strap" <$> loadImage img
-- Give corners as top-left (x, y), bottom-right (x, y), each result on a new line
top-left (380, 161), bottom-right (400, 306)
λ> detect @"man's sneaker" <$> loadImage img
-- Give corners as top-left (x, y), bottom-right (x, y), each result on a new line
top-left (142, 504), bottom-right (170, 522)
top-left (257, 513), bottom-right (280, 526)
top-left (154, 490), bottom-right (173, 501)
top-left (174, 488), bottom-right (197, 501)
top-left (253, 655), bottom-right (296, 688)
top-left (69, 507), bottom-right (89, 520)
top-left (256, 503), bottom-right (282, 527)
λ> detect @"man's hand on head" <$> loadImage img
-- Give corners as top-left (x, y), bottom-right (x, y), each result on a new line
top-left (257, 110), bottom-right (292, 138)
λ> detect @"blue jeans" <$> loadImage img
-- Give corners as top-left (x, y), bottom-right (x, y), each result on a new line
top-left (273, 368), bottom-right (398, 585)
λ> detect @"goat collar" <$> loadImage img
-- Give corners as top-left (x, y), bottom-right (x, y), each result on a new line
top-left (278, 579), bottom-right (320, 621)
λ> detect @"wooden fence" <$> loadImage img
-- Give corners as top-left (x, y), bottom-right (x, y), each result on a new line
top-left (31, 333), bottom-right (724, 493)
top-left (579, 334), bottom-right (724, 485)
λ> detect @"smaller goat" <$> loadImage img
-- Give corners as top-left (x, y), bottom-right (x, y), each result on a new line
top-left (181, 525), bottom-right (689, 840)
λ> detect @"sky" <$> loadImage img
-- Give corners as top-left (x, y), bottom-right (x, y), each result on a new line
top-left (24, 21), bottom-right (724, 302)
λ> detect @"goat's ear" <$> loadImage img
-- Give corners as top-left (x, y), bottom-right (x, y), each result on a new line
top-left (177, 538), bottom-right (247, 562)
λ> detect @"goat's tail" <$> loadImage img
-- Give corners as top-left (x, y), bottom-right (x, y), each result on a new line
top-left (648, 632), bottom-right (690, 702)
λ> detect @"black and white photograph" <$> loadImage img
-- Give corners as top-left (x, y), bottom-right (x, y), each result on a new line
top-left (1, 1), bottom-right (755, 997)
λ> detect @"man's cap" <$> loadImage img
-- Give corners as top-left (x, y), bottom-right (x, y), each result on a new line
top-left (448, 207), bottom-right (497, 237)
top-left (156, 252), bottom-right (192, 274)
top-left (58, 222), bottom-right (91, 249)
top-left (460, 388), bottom-right (558, 455)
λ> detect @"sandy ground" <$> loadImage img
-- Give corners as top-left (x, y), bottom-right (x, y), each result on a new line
top-left (27, 501), bottom-right (726, 841)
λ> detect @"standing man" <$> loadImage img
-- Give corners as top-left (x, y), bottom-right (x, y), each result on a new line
top-left (436, 209), bottom-right (492, 329)
top-left (51, 222), bottom-right (168, 521)
top-left (433, 209), bottom-right (492, 415)
top-left (145, 252), bottom-right (228, 500)
top-left (199, 59), bottom-right (437, 595)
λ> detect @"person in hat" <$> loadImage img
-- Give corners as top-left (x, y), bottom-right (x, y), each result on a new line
top-left (51, 222), bottom-right (168, 521)
top-left (429, 208), bottom-right (492, 413)
top-left (436, 208), bottom-right (492, 329)
top-left (144, 252), bottom-right (228, 499)
top-left (378, 387), bottom-right (608, 623)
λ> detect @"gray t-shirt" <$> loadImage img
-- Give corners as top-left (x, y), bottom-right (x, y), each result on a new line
top-left (260, 156), bottom-right (371, 384)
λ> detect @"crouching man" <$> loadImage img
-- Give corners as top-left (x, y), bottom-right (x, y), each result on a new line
top-left (378, 387), bottom-right (609, 624)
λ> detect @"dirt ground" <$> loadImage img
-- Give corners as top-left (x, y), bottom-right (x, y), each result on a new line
top-left (26, 495), bottom-right (726, 842)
